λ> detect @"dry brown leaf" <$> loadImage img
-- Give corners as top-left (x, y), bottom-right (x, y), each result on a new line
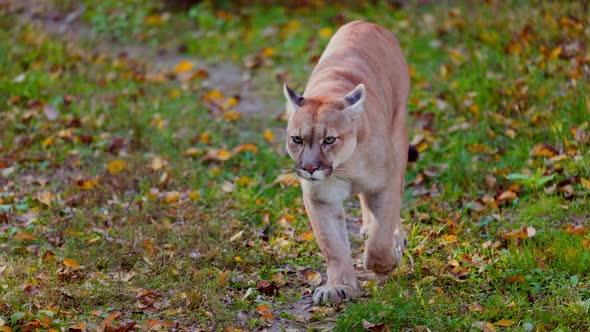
top-left (300, 268), bottom-right (322, 286)
top-left (36, 191), bottom-right (55, 206)
top-left (273, 173), bottom-right (299, 187)
top-left (232, 143), bottom-right (259, 154)
top-left (497, 190), bottom-right (516, 202)
top-left (530, 142), bottom-right (559, 158)
top-left (100, 312), bottom-right (121, 331)
top-left (256, 304), bottom-right (274, 320)
top-left (14, 233), bottom-right (37, 241)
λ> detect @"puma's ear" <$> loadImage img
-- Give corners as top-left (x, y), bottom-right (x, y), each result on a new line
top-left (283, 84), bottom-right (305, 116)
top-left (343, 83), bottom-right (366, 120)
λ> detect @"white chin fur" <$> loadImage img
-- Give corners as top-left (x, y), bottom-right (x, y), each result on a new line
top-left (299, 170), bottom-right (327, 181)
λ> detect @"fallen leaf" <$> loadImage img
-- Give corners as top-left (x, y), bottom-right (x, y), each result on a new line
top-left (256, 304), bottom-right (274, 320)
top-left (319, 27), bottom-right (333, 38)
top-left (163, 191), bottom-right (180, 203)
top-left (63, 258), bottom-right (79, 269)
top-left (263, 129), bottom-right (274, 143)
top-left (472, 321), bottom-right (496, 332)
top-left (300, 268), bottom-right (322, 286)
top-left (23, 282), bottom-right (43, 295)
top-left (296, 230), bottom-right (314, 241)
top-left (149, 156), bottom-right (167, 171)
top-left (257, 280), bottom-right (279, 296)
top-left (496, 319), bottom-right (514, 327)
top-left (107, 159), bottom-right (128, 175)
top-left (273, 173), bottom-right (299, 187)
top-left (497, 190), bottom-right (516, 202)
top-left (174, 60), bottom-right (194, 74)
top-left (221, 181), bottom-right (234, 193)
top-left (100, 312), bottom-right (121, 331)
top-left (183, 148), bottom-right (201, 156)
top-left (232, 143), bottom-right (258, 154)
top-left (36, 191), bottom-right (55, 206)
top-left (43, 104), bottom-right (59, 121)
top-left (216, 149), bottom-right (233, 161)
top-left (76, 176), bottom-right (99, 190)
top-left (531, 143), bottom-right (558, 158)
top-left (14, 233), bottom-right (37, 241)
top-left (362, 319), bottom-right (389, 332)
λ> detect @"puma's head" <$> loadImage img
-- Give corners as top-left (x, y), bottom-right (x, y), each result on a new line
top-left (283, 83), bottom-right (366, 182)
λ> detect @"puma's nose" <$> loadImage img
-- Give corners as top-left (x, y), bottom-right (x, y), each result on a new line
top-left (302, 165), bottom-right (319, 174)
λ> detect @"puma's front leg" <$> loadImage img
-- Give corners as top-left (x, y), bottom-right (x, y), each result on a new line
top-left (303, 193), bottom-right (358, 304)
top-left (360, 180), bottom-right (406, 274)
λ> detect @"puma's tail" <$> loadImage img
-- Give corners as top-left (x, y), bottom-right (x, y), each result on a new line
top-left (408, 145), bottom-right (419, 162)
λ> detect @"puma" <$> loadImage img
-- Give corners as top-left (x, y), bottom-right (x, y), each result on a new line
top-left (283, 21), bottom-right (415, 304)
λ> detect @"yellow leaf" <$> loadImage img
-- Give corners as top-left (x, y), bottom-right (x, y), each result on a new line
top-left (144, 14), bottom-right (164, 26)
top-left (174, 60), bottom-right (194, 73)
top-left (496, 319), bottom-right (514, 327)
top-left (236, 176), bottom-right (252, 186)
top-left (232, 143), bottom-right (259, 154)
top-left (107, 159), bottom-right (128, 174)
top-left (76, 176), bottom-right (99, 190)
top-left (190, 191), bottom-right (200, 200)
top-left (216, 149), bottom-right (233, 161)
top-left (183, 148), bottom-right (201, 157)
top-left (263, 129), bottom-right (274, 143)
top-left (261, 47), bottom-right (275, 58)
top-left (149, 156), bottom-right (167, 171)
top-left (168, 88), bottom-right (181, 99)
top-left (200, 132), bottom-right (211, 145)
top-left (580, 178), bottom-right (590, 189)
top-left (467, 144), bottom-right (488, 153)
top-left (297, 230), bottom-right (314, 241)
top-left (505, 128), bottom-right (516, 139)
top-left (36, 191), bottom-right (55, 206)
top-left (234, 256), bottom-right (242, 262)
top-left (548, 46), bottom-right (562, 60)
top-left (224, 111), bottom-right (242, 121)
top-left (204, 90), bottom-right (224, 102)
top-left (319, 27), bottom-right (333, 39)
top-left (444, 234), bottom-right (457, 242)
top-left (42, 136), bottom-right (55, 148)
top-left (164, 191), bottom-right (180, 203)
top-left (531, 143), bottom-right (558, 158)
top-left (63, 258), bottom-right (79, 269)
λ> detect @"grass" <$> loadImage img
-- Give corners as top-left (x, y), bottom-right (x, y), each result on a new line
top-left (1, 0), bottom-right (589, 331)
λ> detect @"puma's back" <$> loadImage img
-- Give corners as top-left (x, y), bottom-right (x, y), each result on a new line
top-left (305, 20), bottom-right (410, 128)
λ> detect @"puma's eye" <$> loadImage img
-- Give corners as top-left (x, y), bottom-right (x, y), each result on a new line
top-left (323, 136), bottom-right (337, 145)
top-left (291, 136), bottom-right (303, 144)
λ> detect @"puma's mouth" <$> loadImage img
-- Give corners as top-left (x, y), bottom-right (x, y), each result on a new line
top-left (294, 166), bottom-right (333, 182)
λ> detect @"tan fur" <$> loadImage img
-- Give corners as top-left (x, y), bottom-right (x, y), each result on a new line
top-left (283, 21), bottom-right (410, 304)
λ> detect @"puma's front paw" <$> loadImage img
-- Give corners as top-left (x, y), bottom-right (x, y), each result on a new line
top-left (312, 285), bottom-right (358, 305)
